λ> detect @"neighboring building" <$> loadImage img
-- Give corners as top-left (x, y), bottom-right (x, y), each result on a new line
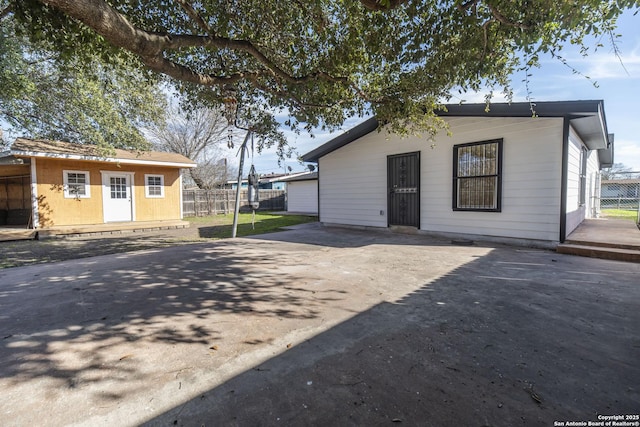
top-left (601, 179), bottom-right (640, 198)
top-left (279, 171), bottom-right (318, 214)
top-left (0, 138), bottom-right (196, 236)
top-left (227, 171), bottom-right (309, 190)
top-left (302, 100), bottom-right (614, 247)
top-left (601, 179), bottom-right (640, 209)
top-left (258, 173), bottom-right (289, 190)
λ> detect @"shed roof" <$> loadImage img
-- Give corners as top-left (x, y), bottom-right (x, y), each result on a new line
top-left (8, 138), bottom-right (197, 168)
top-left (277, 171), bottom-right (318, 182)
top-left (302, 100), bottom-right (612, 165)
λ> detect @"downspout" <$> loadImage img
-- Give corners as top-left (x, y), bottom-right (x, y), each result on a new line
top-left (559, 117), bottom-right (570, 243)
top-left (179, 170), bottom-right (184, 219)
top-left (30, 158), bottom-right (40, 229)
top-left (316, 164), bottom-right (321, 221)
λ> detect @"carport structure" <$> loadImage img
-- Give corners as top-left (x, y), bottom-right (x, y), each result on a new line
top-left (0, 156), bottom-right (35, 240)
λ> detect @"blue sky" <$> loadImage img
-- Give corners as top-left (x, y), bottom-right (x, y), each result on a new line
top-left (242, 8), bottom-right (640, 175)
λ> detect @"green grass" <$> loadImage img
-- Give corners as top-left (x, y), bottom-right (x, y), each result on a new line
top-left (601, 209), bottom-right (639, 221)
top-left (185, 212), bottom-right (318, 238)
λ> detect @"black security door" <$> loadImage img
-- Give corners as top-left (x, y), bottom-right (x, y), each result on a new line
top-left (388, 152), bottom-right (420, 227)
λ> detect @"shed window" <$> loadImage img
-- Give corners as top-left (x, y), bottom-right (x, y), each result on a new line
top-left (63, 170), bottom-right (91, 199)
top-left (453, 139), bottom-right (502, 211)
top-left (145, 174), bottom-right (164, 198)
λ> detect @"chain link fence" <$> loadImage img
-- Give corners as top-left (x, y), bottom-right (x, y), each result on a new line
top-left (600, 171), bottom-right (640, 223)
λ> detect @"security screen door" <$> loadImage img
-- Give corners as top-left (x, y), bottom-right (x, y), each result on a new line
top-left (387, 152), bottom-right (420, 227)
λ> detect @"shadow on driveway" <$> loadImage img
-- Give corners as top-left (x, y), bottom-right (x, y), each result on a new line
top-left (0, 226), bottom-right (638, 426)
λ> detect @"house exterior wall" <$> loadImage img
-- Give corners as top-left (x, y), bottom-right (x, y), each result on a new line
top-left (286, 180), bottom-right (318, 214)
top-left (565, 128), bottom-right (601, 236)
top-left (319, 116), bottom-right (566, 243)
top-left (586, 148), bottom-right (601, 219)
top-left (33, 158), bottom-right (183, 227)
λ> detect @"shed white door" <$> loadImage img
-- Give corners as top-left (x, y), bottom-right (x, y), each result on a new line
top-left (102, 172), bottom-right (134, 222)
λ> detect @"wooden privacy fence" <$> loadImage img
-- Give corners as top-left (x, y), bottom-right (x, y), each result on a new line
top-left (182, 189), bottom-right (285, 217)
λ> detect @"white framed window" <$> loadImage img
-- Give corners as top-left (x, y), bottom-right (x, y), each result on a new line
top-left (63, 170), bottom-right (91, 198)
top-left (145, 174), bottom-right (165, 198)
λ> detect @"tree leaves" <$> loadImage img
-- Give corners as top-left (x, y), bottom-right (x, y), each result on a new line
top-left (0, 13), bottom-right (166, 150)
top-left (6, 0), bottom-right (639, 148)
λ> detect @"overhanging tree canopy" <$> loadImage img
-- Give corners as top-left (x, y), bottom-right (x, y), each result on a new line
top-left (0, 4), bottom-right (167, 151)
top-left (8, 0), bottom-right (640, 146)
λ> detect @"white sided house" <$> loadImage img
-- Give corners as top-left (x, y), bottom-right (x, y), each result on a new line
top-left (302, 100), bottom-right (614, 247)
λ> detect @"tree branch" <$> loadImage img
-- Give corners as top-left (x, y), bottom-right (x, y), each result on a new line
top-left (173, 0), bottom-right (212, 34)
top-left (456, 0), bottom-right (478, 12)
top-left (481, 19), bottom-right (494, 61)
top-left (141, 55), bottom-right (259, 86)
top-left (254, 81), bottom-right (342, 111)
top-left (608, 28), bottom-right (630, 76)
top-left (488, 4), bottom-right (531, 29)
top-left (40, 0), bottom-right (348, 89)
top-left (0, 4), bottom-right (12, 20)
top-left (360, 0), bottom-right (408, 11)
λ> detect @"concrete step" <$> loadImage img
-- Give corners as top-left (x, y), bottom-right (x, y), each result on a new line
top-left (564, 239), bottom-right (640, 251)
top-left (556, 243), bottom-right (640, 263)
top-left (0, 228), bottom-right (37, 242)
top-left (37, 220), bottom-right (190, 239)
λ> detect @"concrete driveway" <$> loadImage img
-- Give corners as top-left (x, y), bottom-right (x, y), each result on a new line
top-left (0, 225), bottom-right (639, 426)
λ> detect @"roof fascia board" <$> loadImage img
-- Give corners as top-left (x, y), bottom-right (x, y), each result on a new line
top-left (302, 101), bottom-right (608, 162)
top-left (438, 100), bottom-right (603, 118)
top-left (598, 133), bottom-right (614, 169)
top-left (596, 101), bottom-right (609, 149)
top-left (277, 172), bottom-right (317, 182)
top-left (10, 150), bottom-right (196, 168)
top-left (279, 174), bottom-right (318, 182)
top-left (302, 117), bottom-right (378, 162)
top-left (262, 173), bottom-right (306, 183)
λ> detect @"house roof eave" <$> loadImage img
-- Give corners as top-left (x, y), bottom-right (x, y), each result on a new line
top-left (301, 100), bottom-right (610, 162)
top-left (301, 117), bottom-right (378, 163)
top-left (11, 149), bottom-right (197, 168)
top-left (10, 138), bottom-right (197, 168)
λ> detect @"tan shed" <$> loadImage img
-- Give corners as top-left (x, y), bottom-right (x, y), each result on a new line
top-left (0, 138), bottom-right (196, 239)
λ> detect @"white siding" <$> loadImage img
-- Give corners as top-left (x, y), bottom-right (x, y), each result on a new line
top-left (567, 128), bottom-right (600, 236)
top-left (585, 149), bottom-right (601, 219)
top-left (287, 180), bottom-right (318, 214)
top-left (319, 116), bottom-right (565, 242)
top-left (565, 127), bottom-right (601, 235)
top-left (565, 129), bottom-right (583, 234)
